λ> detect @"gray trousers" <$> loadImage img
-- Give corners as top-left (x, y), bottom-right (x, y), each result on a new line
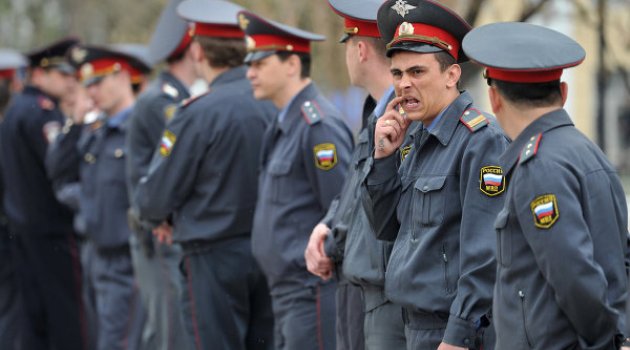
top-left (129, 233), bottom-right (191, 350)
top-left (272, 280), bottom-right (337, 350)
top-left (335, 282), bottom-right (365, 350)
top-left (88, 243), bottom-right (144, 350)
top-left (180, 236), bottom-right (274, 350)
top-left (364, 301), bottom-right (406, 350)
top-left (403, 309), bottom-right (491, 350)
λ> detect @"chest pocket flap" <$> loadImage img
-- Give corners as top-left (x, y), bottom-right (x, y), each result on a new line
top-left (268, 161), bottom-right (291, 175)
top-left (414, 175), bottom-right (447, 193)
top-left (494, 209), bottom-right (511, 267)
top-left (412, 175), bottom-right (447, 227)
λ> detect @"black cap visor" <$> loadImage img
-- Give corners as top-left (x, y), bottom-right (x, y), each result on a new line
top-left (244, 50), bottom-right (276, 64)
top-left (386, 41), bottom-right (443, 57)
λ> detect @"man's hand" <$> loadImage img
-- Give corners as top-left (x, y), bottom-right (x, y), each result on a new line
top-left (304, 223), bottom-right (334, 280)
top-left (437, 342), bottom-right (467, 350)
top-left (152, 221), bottom-right (173, 245)
top-left (374, 96), bottom-right (412, 159)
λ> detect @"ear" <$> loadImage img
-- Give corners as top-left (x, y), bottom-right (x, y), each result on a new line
top-left (445, 63), bottom-right (461, 88)
top-left (357, 40), bottom-right (368, 63)
top-left (189, 41), bottom-right (205, 62)
top-left (287, 54), bottom-right (301, 78)
top-left (488, 85), bottom-right (502, 114)
top-left (559, 81), bottom-right (568, 106)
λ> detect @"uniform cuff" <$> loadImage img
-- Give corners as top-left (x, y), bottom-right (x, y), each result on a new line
top-left (443, 315), bottom-right (478, 348)
top-left (323, 233), bottom-right (340, 262)
top-left (366, 154), bottom-right (398, 186)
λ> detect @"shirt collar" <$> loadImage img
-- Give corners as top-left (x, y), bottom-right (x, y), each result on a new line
top-left (412, 91), bottom-right (474, 146)
top-left (210, 66), bottom-right (248, 89)
top-left (107, 106), bottom-right (133, 129)
top-left (278, 82), bottom-right (319, 134)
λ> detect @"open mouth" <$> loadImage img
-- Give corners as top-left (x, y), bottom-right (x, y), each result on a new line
top-left (402, 97), bottom-right (420, 110)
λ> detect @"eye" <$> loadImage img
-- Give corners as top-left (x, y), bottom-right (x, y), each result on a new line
top-left (391, 70), bottom-right (402, 79)
top-left (411, 68), bottom-right (423, 76)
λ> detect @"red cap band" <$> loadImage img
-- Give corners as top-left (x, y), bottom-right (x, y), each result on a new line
top-left (247, 34), bottom-right (310, 53)
top-left (0, 69), bottom-right (15, 79)
top-left (344, 18), bottom-right (380, 38)
top-left (191, 22), bottom-right (244, 39)
top-left (169, 26), bottom-right (194, 59)
top-left (486, 68), bottom-right (563, 83)
top-left (390, 22), bottom-right (459, 60)
top-left (80, 58), bottom-right (144, 84)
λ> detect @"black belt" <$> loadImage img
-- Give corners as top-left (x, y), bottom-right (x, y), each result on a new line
top-left (402, 308), bottom-right (449, 330)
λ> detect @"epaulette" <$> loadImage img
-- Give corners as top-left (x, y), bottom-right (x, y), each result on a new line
top-left (301, 100), bottom-right (323, 126)
top-left (519, 133), bottom-right (542, 165)
top-left (460, 108), bottom-right (488, 133)
top-left (180, 90), bottom-right (210, 109)
top-left (161, 83), bottom-right (179, 99)
top-left (38, 96), bottom-right (55, 111)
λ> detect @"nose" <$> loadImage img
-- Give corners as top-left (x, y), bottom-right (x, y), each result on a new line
top-left (398, 73), bottom-right (412, 90)
top-left (246, 66), bottom-right (256, 80)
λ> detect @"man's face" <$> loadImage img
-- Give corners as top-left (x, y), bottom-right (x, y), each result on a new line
top-left (390, 51), bottom-right (457, 124)
top-left (42, 68), bottom-right (76, 100)
top-left (86, 72), bottom-right (125, 115)
top-left (344, 37), bottom-right (360, 86)
top-left (246, 54), bottom-right (290, 102)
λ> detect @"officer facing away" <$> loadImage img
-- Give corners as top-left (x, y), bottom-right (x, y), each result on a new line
top-left (363, 0), bottom-right (508, 349)
top-left (241, 10), bottom-right (354, 350)
top-left (134, 0), bottom-right (276, 348)
top-left (305, 0), bottom-right (407, 348)
top-left (463, 22), bottom-right (630, 350)
top-left (125, 0), bottom-right (198, 348)
top-left (0, 37), bottom-right (87, 350)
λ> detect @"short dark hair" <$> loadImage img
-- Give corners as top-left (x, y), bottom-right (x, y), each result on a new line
top-left (491, 79), bottom-right (563, 108)
top-left (166, 42), bottom-right (191, 64)
top-left (349, 36), bottom-right (388, 59)
top-left (195, 36), bottom-right (246, 69)
top-left (276, 51), bottom-right (311, 79)
top-left (434, 51), bottom-right (456, 72)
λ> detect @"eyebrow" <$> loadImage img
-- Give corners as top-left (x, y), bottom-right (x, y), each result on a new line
top-left (390, 65), bottom-right (426, 75)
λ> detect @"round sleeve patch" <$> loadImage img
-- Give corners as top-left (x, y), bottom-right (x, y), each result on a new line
top-left (480, 166), bottom-right (505, 196)
top-left (313, 143), bottom-right (337, 170)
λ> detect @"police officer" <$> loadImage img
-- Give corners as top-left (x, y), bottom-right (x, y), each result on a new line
top-left (134, 1), bottom-right (276, 348)
top-left (125, 1), bottom-right (198, 348)
top-left (241, 10), bottom-right (354, 350)
top-left (304, 0), bottom-right (407, 348)
top-left (0, 48), bottom-right (26, 350)
top-left (0, 37), bottom-right (87, 350)
top-left (56, 44), bottom-right (150, 350)
top-left (463, 22), bottom-right (630, 350)
top-left (363, 1), bottom-right (508, 349)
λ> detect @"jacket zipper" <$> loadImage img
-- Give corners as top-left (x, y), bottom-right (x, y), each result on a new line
top-left (519, 290), bottom-right (533, 348)
top-left (442, 244), bottom-right (449, 292)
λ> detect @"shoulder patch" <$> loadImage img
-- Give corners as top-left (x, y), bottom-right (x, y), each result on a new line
top-left (530, 193), bottom-right (559, 229)
top-left (400, 144), bottom-right (412, 163)
top-left (159, 130), bottom-right (177, 157)
top-left (161, 83), bottom-right (179, 99)
top-left (519, 133), bottom-right (542, 165)
top-left (301, 100), bottom-right (323, 126)
top-left (480, 166), bottom-right (505, 197)
top-left (313, 143), bottom-right (337, 170)
top-left (163, 104), bottom-right (177, 122)
top-left (460, 108), bottom-right (488, 133)
top-left (38, 96), bottom-right (54, 111)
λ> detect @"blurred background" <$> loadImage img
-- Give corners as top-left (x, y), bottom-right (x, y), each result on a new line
top-left (0, 0), bottom-right (629, 186)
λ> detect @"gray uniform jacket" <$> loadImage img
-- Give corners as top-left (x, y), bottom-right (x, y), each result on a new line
top-left (364, 92), bottom-right (508, 346)
top-left (126, 71), bottom-right (190, 214)
top-left (68, 108), bottom-right (133, 248)
top-left (323, 90), bottom-right (404, 311)
top-left (252, 83), bottom-right (353, 295)
top-left (494, 109), bottom-right (630, 350)
top-left (135, 66), bottom-right (276, 243)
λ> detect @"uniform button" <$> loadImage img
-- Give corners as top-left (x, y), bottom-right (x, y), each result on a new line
top-left (422, 185), bottom-right (428, 191)
top-left (463, 338), bottom-right (470, 345)
top-left (84, 153), bottom-right (95, 163)
top-left (114, 149), bottom-right (124, 158)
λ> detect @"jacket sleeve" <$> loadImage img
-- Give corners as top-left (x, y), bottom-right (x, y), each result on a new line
top-left (443, 129), bottom-right (507, 346)
top-left (362, 153), bottom-right (401, 242)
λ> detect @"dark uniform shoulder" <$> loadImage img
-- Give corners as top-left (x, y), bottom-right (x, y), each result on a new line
top-left (179, 91), bottom-right (211, 110)
top-left (519, 133), bottom-right (542, 165)
top-left (459, 108), bottom-right (489, 133)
